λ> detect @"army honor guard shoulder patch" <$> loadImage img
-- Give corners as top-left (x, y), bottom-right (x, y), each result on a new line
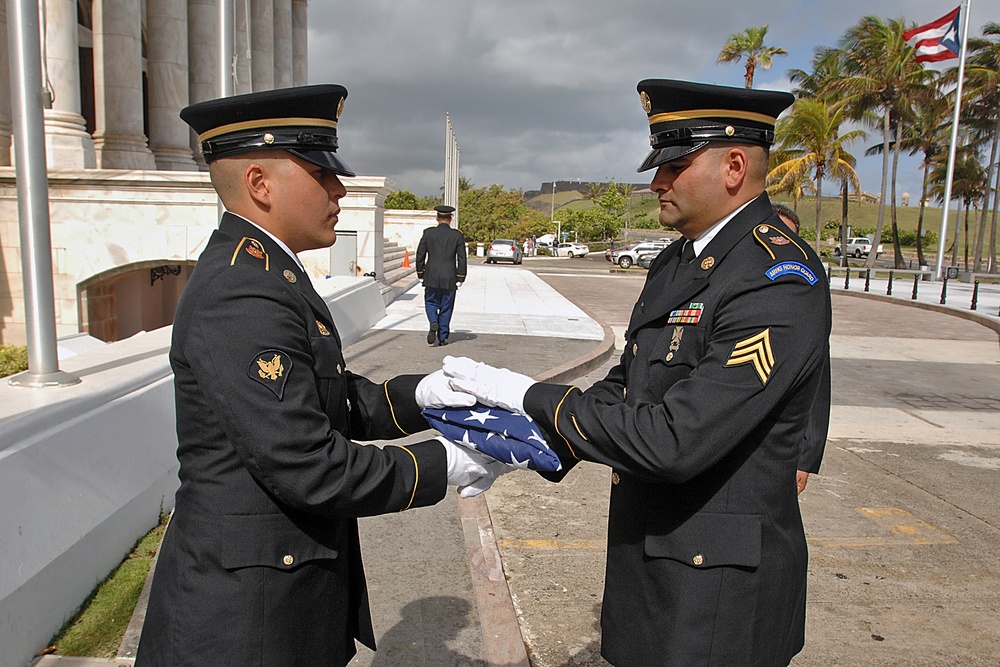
top-left (248, 349), bottom-right (292, 399)
top-left (726, 328), bottom-right (774, 385)
top-left (765, 261), bottom-right (818, 285)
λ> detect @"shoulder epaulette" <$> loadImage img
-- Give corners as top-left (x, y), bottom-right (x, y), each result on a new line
top-left (752, 224), bottom-right (808, 261)
top-left (230, 236), bottom-right (270, 270)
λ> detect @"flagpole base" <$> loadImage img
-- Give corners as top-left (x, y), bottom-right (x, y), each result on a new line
top-left (9, 370), bottom-right (82, 388)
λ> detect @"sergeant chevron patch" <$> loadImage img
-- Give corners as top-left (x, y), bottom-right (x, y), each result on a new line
top-left (726, 328), bottom-right (774, 385)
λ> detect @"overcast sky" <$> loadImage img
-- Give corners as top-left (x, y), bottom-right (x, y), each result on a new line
top-left (308, 0), bottom-right (981, 201)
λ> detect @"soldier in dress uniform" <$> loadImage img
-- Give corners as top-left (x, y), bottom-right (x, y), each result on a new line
top-left (436, 79), bottom-right (833, 665)
top-left (772, 201), bottom-right (831, 495)
top-left (134, 85), bottom-right (507, 667)
top-left (415, 204), bottom-right (467, 346)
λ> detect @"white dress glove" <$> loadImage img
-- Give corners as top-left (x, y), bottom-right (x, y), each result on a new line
top-left (441, 355), bottom-right (536, 414)
top-left (415, 369), bottom-right (477, 409)
top-left (438, 436), bottom-right (515, 498)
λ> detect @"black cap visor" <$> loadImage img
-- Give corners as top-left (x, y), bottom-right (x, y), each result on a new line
top-left (637, 141), bottom-right (708, 172)
top-left (288, 148), bottom-right (355, 177)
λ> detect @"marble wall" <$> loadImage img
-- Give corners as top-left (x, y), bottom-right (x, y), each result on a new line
top-left (0, 169), bottom-right (393, 345)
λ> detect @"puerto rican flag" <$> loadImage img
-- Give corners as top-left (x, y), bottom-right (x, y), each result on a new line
top-left (903, 7), bottom-right (961, 63)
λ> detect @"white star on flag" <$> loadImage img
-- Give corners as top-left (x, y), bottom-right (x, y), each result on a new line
top-left (464, 408), bottom-right (500, 425)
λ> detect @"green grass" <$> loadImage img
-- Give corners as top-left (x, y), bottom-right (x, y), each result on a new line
top-left (0, 345), bottom-right (28, 378)
top-left (50, 516), bottom-right (168, 658)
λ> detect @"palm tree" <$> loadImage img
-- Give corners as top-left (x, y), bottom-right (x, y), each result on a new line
top-left (834, 16), bottom-right (933, 268)
top-left (959, 22), bottom-right (1000, 272)
top-left (906, 91), bottom-right (952, 267)
top-left (768, 98), bottom-right (865, 254)
top-left (930, 154), bottom-right (987, 270)
top-left (717, 25), bottom-right (788, 88)
top-left (788, 46), bottom-right (846, 101)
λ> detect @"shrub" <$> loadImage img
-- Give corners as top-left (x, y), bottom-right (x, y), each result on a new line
top-left (0, 345), bottom-right (29, 378)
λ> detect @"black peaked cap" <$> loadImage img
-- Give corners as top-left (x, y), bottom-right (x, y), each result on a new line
top-left (636, 79), bottom-right (794, 172)
top-left (180, 84), bottom-right (355, 176)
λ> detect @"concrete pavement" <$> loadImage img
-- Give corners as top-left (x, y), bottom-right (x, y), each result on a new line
top-left (36, 258), bottom-right (1000, 666)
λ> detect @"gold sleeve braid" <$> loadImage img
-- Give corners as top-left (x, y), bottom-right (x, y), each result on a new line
top-left (553, 387), bottom-right (582, 459)
top-left (383, 379), bottom-right (411, 436)
top-left (397, 446), bottom-right (419, 511)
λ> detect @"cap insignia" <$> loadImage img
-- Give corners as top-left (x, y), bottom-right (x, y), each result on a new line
top-left (248, 349), bottom-right (292, 399)
top-left (283, 269), bottom-right (297, 283)
top-left (701, 256), bottom-right (715, 271)
top-left (316, 320), bottom-right (330, 336)
top-left (726, 328), bottom-right (774, 385)
top-left (640, 91), bottom-right (652, 114)
top-left (336, 97), bottom-right (345, 119)
top-left (263, 132), bottom-right (275, 144)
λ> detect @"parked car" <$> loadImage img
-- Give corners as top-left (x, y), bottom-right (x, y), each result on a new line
top-left (611, 240), bottom-right (672, 269)
top-left (605, 241), bottom-right (640, 262)
top-left (556, 242), bottom-right (590, 258)
top-left (637, 248), bottom-right (665, 269)
top-left (486, 239), bottom-right (523, 264)
top-left (835, 237), bottom-right (883, 258)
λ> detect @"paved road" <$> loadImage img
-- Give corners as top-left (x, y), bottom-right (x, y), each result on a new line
top-left (478, 255), bottom-right (1000, 666)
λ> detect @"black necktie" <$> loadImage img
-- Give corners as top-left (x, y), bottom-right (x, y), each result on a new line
top-left (680, 240), bottom-right (696, 264)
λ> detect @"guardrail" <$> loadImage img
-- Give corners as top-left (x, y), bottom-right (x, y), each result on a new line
top-left (824, 264), bottom-right (1000, 316)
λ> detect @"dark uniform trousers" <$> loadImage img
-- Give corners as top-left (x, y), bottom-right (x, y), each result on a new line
top-left (524, 195), bottom-right (832, 666)
top-left (135, 213), bottom-right (447, 667)
top-left (416, 223), bottom-right (467, 341)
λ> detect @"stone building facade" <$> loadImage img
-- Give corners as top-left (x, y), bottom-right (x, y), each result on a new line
top-left (0, 1), bottom-right (407, 347)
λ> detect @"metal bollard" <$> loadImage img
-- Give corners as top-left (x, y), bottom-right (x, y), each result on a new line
top-left (827, 265), bottom-right (832, 281)
top-left (912, 275), bottom-right (919, 300)
top-left (844, 269), bottom-right (850, 290)
top-left (864, 269), bottom-right (871, 292)
top-left (971, 280), bottom-right (979, 311)
top-left (887, 270), bottom-right (893, 296)
top-left (940, 276), bottom-right (948, 305)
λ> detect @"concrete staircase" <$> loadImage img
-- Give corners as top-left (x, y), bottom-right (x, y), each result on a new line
top-left (379, 240), bottom-right (419, 305)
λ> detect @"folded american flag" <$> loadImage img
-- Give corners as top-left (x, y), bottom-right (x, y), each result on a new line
top-left (422, 406), bottom-right (562, 472)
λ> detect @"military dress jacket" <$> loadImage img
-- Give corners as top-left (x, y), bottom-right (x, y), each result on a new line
top-left (136, 213), bottom-right (447, 667)
top-left (415, 222), bottom-right (467, 289)
top-left (523, 194), bottom-right (832, 666)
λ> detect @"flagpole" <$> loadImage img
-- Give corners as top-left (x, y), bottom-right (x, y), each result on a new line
top-left (934, 0), bottom-right (973, 280)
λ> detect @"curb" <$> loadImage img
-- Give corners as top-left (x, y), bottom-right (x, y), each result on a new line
top-left (832, 288), bottom-right (1000, 342)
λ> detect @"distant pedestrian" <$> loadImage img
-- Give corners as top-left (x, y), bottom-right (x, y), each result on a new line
top-left (416, 205), bottom-right (467, 346)
top-left (531, 235), bottom-right (538, 256)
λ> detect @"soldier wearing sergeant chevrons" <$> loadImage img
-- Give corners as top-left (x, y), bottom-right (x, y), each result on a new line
top-left (438, 79), bottom-right (832, 666)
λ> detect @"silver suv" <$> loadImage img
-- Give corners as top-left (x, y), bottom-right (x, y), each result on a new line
top-left (611, 240), bottom-right (672, 269)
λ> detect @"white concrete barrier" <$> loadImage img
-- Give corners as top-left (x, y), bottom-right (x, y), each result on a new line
top-left (0, 276), bottom-right (385, 667)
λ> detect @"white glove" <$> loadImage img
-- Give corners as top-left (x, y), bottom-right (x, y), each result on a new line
top-left (438, 436), bottom-right (515, 497)
top-left (441, 355), bottom-right (536, 414)
top-left (415, 369), bottom-right (477, 409)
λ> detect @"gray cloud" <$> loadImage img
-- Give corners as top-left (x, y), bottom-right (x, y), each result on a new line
top-left (309, 0), bottom-right (971, 200)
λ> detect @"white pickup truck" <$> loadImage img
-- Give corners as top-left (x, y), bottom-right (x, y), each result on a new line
top-left (835, 237), bottom-right (883, 258)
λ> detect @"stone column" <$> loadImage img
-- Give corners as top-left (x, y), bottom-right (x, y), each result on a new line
top-left (233, 0), bottom-right (252, 94)
top-left (40, 0), bottom-right (97, 168)
top-left (0, 5), bottom-right (11, 165)
top-left (187, 0), bottom-right (218, 166)
top-left (92, 0), bottom-right (156, 169)
top-left (291, 0), bottom-right (307, 86)
top-left (146, 0), bottom-right (196, 170)
top-left (250, 0), bottom-right (274, 91)
top-left (273, 0), bottom-right (293, 89)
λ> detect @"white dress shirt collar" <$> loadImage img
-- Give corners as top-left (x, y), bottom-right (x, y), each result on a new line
top-left (689, 196), bottom-right (760, 258)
